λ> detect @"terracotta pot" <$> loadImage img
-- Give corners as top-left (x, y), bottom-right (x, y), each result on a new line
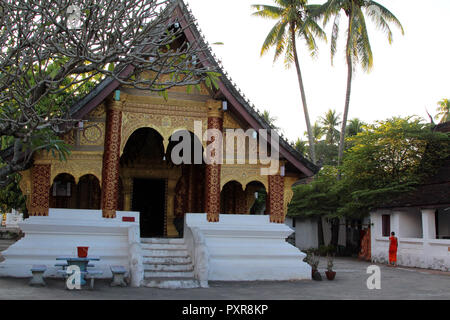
top-left (77, 246), bottom-right (89, 258)
top-left (325, 271), bottom-right (336, 280)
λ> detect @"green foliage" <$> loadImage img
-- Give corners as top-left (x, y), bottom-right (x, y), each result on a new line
top-left (251, 189), bottom-right (267, 214)
top-left (0, 173), bottom-right (26, 213)
top-left (261, 110), bottom-right (279, 130)
top-left (293, 138), bottom-right (308, 155)
top-left (346, 118), bottom-right (366, 137)
top-left (316, 140), bottom-right (338, 166)
top-left (288, 165), bottom-right (342, 218)
top-left (289, 117), bottom-right (450, 220)
top-left (252, 1), bottom-right (326, 66)
top-left (319, 0), bottom-right (404, 72)
top-left (435, 98), bottom-right (450, 124)
top-left (320, 109), bottom-right (341, 144)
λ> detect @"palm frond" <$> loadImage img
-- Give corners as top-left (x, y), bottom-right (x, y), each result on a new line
top-left (330, 11), bottom-right (340, 64)
top-left (367, 1), bottom-right (404, 35)
top-left (260, 21), bottom-right (284, 56)
top-left (354, 7), bottom-right (373, 71)
top-left (273, 21), bottom-right (288, 63)
top-left (251, 4), bottom-right (284, 19)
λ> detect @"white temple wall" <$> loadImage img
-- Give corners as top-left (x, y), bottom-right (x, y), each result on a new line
top-left (0, 209), bottom-right (141, 282)
top-left (370, 209), bottom-right (450, 271)
top-left (185, 213), bottom-right (311, 281)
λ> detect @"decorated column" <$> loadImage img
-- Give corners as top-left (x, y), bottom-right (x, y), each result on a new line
top-left (204, 100), bottom-right (223, 222)
top-left (101, 92), bottom-right (124, 218)
top-left (29, 164), bottom-right (51, 216)
top-left (268, 174), bottom-right (285, 223)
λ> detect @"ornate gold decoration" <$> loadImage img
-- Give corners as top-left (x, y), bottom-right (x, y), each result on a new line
top-left (62, 131), bottom-right (76, 146)
top-left (34, 151), bottom-right (103, 186)
top-left (283, 176), bottom-right (298, 217)
top-left (221, 164), bottom-right (269, 191)
top-left (87, 103), bottom-right (106, 119)
top-left (18, 169), bottom-right (32, 212)
top-left (223, 112), bottom-right (242, 129)
top-left (80, 123), bottom-right (105, 146)
top-left (206, 99), bottom-right (223, 119)
top-left (122, 178), bottom-right (133, 211)
top-left (120, 110), bottom-right (207, 156)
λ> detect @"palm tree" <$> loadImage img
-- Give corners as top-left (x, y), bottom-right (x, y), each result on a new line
top-left (318, 1), bottom-right (404, 168)
top-left (320, 109), bottom-right (341, 144)
top-left (252, 0), bottom-right (326, 164)
top-left (346, 118), bottom-right (366, 136)
top-left (435, 98), bottom-right (450, 123)
top-left (293, 138), bottom-right (308, 155)
top-left (304, 121), bottom-right (324, 144)
top-left (261, 109), bottom-right (280, 130)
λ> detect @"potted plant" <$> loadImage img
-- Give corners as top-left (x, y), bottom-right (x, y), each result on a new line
top-left (325, 254), bottom-right (336, 280)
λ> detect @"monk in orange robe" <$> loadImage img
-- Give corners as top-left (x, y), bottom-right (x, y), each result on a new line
top-left (389, 232), bottom-right (398, 266)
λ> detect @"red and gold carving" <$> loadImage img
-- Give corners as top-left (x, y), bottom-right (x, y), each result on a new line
top-left (174, 169), bottom-right (188, 218)
top-left (205, 100), bottom-right (223, 222)
top-left (101, 99), bottom-right (123, 218)
top-left (205, 163), bottom-right (221, 222)
top-left (29, 164), bottom-right (51, 216)
top-left (268, 174), bottom-right (285, 223)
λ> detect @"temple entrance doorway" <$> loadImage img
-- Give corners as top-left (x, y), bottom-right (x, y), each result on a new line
top-left (132, 178), bottom-right (166, 238)
top-left (120, 127), bottom-right (206, 238)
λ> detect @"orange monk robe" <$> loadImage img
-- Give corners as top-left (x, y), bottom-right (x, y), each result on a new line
top-left (389, 236), bottom-right (398, 263)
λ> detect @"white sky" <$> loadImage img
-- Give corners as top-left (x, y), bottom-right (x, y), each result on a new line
top-left (185, 0), bottom-right (450, 143)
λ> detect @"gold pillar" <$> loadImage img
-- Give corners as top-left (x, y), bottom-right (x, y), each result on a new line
top-left (166, 178), bottom-right (178, 237)
top-left (204, 100), bottom-right (223, 222)
top-left (123, 178), bottom-right (133, 211)
top-left (101, 94), bottom-right (124, 218)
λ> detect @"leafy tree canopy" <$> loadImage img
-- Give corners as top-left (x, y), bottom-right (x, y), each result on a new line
top-left (288, 117), bottom-right (450, 220)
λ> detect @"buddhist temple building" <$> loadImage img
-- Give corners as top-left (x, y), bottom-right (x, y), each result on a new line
top-left (0, 0), bottom-right (318, 286)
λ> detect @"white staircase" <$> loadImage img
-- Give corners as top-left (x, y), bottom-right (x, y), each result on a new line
top-left (140, 238), bottom-right (199, 289)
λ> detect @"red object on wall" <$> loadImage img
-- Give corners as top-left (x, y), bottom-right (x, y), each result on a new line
top-left (122, 216), bottom-right (135, 222)
top-left (77, 246), bottom-right (89, 258)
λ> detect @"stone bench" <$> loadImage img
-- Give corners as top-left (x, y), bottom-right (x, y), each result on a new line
top-left (58, 268), bottom-right (103, 290)
top-left (110, 265), bottom-right (127, 287)
top-left (85, 269), bottom-right (103, 289)
top-left (29, 265), bottom-right (47, 286)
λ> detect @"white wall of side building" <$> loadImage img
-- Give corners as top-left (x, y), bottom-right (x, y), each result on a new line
top-left (397, 210), bottom-right (423, 238)
top-left (370, 209), bottom-right (450, 271)
top-left (285, 217), bottom-right (318, 250)
top-left (285, 217), bottom-right (347, 250)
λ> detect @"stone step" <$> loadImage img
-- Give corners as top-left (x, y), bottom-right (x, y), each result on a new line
top-left (141, 243), bottom-right (188, 251)
top-left (0, 240), bottom-right (15, 252)
top-left (144, 270), bottom-right (194, 278)
top-left (143, 263), bottom-right (194, 272)
top-left (141, 238), bottom-right (185, 245)
top-left (142, 249), bottom-right (189, 257)
top-left (143, 256), bottom-right (192, 265)
top-left (143, 278), bottom-right (200, 289)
